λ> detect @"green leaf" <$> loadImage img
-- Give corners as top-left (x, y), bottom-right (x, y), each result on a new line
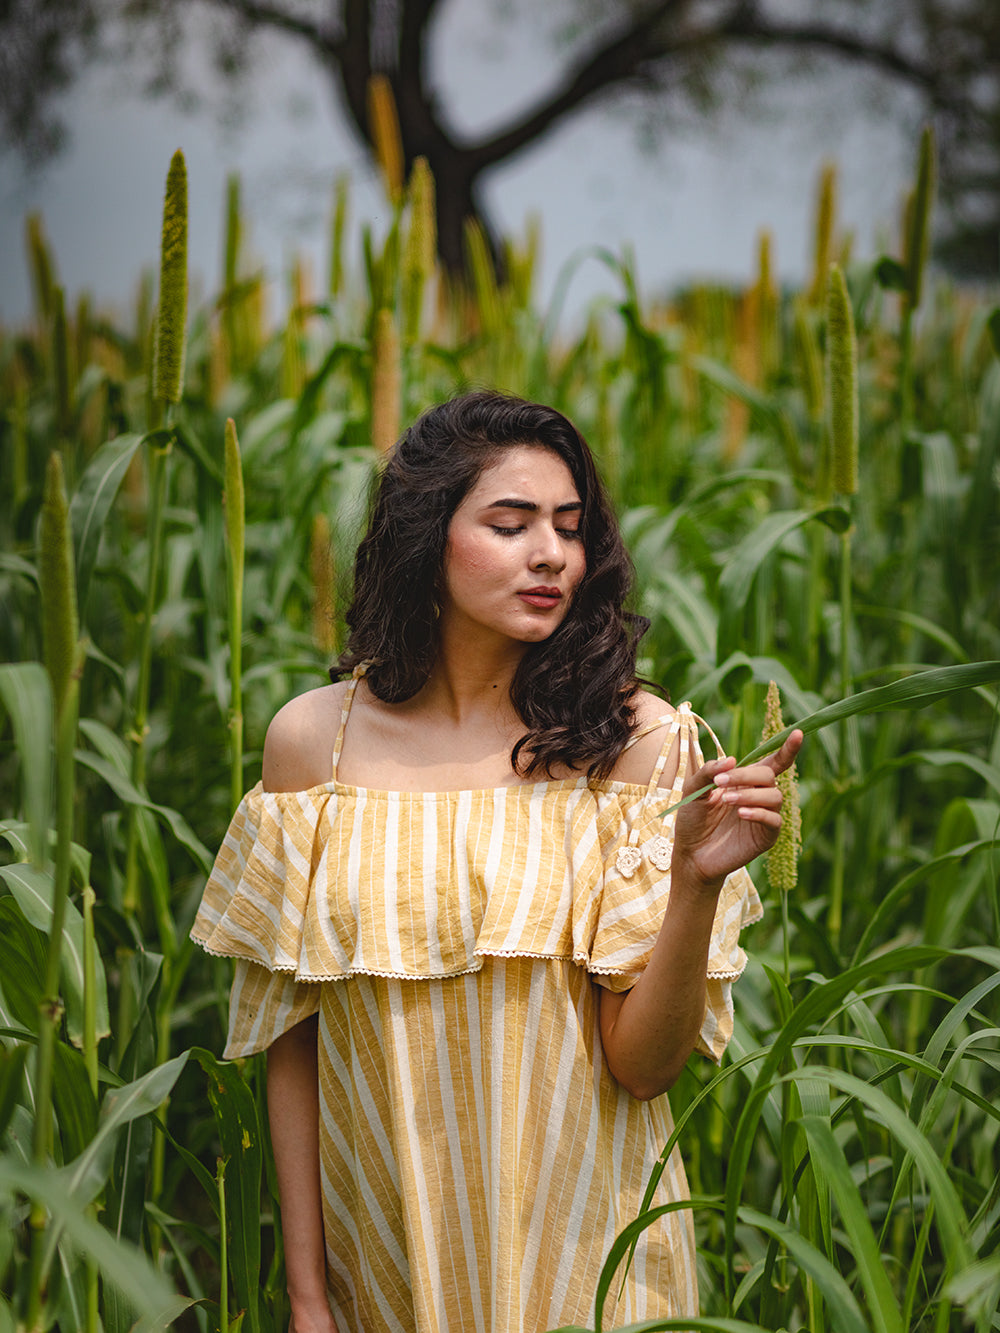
top-left (52, 1240), bottom-right (90, 1333)
top-left (0, 1045), bottom-right (28, 1138)
top-left (795, 1113), bottom-right (903, 1333)
top-left (986, 306), bottom-right (1000, 360)
top-left (0, 662), bottom-right (53, 869)
top-left (0, 1157), bottom-right (178, 1321)
top-left (59, 1051), bottom-right (190, 1207)
top-left (852, 839), bottom-right (1000, 962)
top-left (738, 661), bottom-right (1000, 766)
top-left (103, 1004), bottom-right (157, 1333)
top-left (52, 1040), bottom-right (98, 1162)
top-left (716, 508), bottom-right (850, 663)
top-left (74, 748), bottom-right (212, 873)
top-left (191, 1048), bottom-right (264, 1333)
top-left (69, 431), bottom-right (145, 613)
top-left (874, 256), bottom-right (910, 291)
top-left (173, 420), bottom-right (224, 484)
top-left (0, 897), bottom-right (46, 1033)
top-left (0, 860), bottom-right (110, 1048)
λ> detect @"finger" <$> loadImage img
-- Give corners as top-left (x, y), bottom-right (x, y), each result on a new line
top-left (715, 761), bottom-right (778, 790)
top-left (718, 786), bottom-right (782, 809)
top-left (764, 729), bottom-right (804, 775)
top-left (684, 753), bottom-right (735, 795)
top-left (735, 805), bottom-right (783, 829)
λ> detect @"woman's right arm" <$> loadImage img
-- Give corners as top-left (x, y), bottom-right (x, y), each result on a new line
top-left (267, 1015), bottom-right (339, 1333)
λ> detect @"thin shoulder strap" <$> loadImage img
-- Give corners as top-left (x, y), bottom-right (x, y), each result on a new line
top-left (621, 713), bottom-right (674, 752)
top-left (616, 706), bottom-right (729, 868)
top-left (653, 705), bottom-right (730, 801)
top-left (644, 704), bottom-right (690, 800)
top-left (330, 664), bottom-right (368, 780)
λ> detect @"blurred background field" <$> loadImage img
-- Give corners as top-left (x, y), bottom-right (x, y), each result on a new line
top-left (1, 50), bottom-right (1000, 1333)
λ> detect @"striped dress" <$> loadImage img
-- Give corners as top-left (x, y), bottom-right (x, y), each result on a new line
top-left (191, 676), bottom-right (762, 1333)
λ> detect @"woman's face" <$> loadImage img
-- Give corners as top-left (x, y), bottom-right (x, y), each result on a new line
top-left (440, 444), bottom-right (587, 649)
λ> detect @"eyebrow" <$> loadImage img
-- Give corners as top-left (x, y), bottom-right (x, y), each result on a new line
top-left (485, 498), bottom-right (583, 513)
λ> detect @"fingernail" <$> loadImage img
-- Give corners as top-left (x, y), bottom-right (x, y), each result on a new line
top-left (714, 772), bottom-right (730, 786)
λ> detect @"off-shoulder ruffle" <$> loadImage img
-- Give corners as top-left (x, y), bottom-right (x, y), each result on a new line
top-left (191, 708), bottom-right (761, 998)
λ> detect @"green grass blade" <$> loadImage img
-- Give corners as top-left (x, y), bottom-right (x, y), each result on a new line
top-left (74, 749), bottom-right (212, 874)
top-left (716, 507), bottom-right (850, 662)
top-left (0, 862), bottom-right (110, 1048)
top-left (795, 1065), bottom-right (976, 1270)
top-left (796, 1113), bottom-right (902, 1333)
top-left (0, 663), bottom-right (53, 869)
top-left (191, 1049), bottom-right (263, 1333)
top-left (0, 1158), bottom-right (178, 1321)
top-left (69, 432), bottom-right (145, 614)
top-left (59, 1052), bottom-right (190, 1207)
top-left (736, 661), bottom-right (1000, 764)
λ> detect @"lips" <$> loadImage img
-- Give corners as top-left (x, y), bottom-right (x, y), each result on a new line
top-left (518, 586), bottom-right (562, 608)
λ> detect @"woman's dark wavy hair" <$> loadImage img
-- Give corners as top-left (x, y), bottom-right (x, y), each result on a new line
top-left (335, 390), bottom-right (651, 779)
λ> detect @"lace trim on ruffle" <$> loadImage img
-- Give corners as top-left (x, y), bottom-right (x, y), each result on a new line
top-left (194, 933), bottom-right (753, 982)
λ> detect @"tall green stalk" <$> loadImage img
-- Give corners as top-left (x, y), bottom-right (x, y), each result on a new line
top-left (26, 452), bottom-right (82, 1332)
top-left (123, 149), bottom-right (187, 920)
top-left (122, 151), bottom-right (188, 1226)
top-left (825, 264), bottom-right (859, 949)
top-left (225, 418), bottom-right (245, 812)
top-left (899, 126), bottom-right (936, 434)
top-left (218, 1156), bottom-right (230, 1333)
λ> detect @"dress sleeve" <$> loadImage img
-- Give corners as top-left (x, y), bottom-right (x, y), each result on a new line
top-left (224, 959), bottom-right (322, 1059)
top-left (586, 705), bottom-right (762, 1063)
top-left (192, 783), bottom-right (327, 1057)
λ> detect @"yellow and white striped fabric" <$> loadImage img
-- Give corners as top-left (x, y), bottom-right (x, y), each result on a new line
top-left (192, 689), bottom-right (762, 1333)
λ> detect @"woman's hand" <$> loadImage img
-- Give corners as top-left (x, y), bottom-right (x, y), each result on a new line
top-left (674, 730), bottom-right (804, 889)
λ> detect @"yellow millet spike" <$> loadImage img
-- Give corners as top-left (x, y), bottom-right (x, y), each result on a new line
top-left (329, 173), bottom-right (350, 300)
top-left (762, 681), bottom-right (801, 892)
top-left (153, 150), bottom-right (189, 405)
top-left (371, 308), bottom-right (400, 455)
top-left (809, 162), bottom-right (837, 307)
top-left (223, 418), bottom-right (245, 601)
top-left (904, 125), bottom-right (936, 313)
top-left (403, 156), bottom-right (437, 344)
top-left (40, 452), bottom-right (79, 717)
top-left (26, 212), bottom-right (56, 325)
top-left (826, 264), bottom-right (858, 496)
top-left (368, 74), bottom-right (405, 205)
top-left (310, 512), bottom-right (337, 655)
top-left (464, 218), bottom-right (501, 338)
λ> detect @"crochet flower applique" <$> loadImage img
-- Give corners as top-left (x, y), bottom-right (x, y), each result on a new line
top-left (615, 846), bottom-right (643, 879)
top-left (615, 835), bottom-right (673, 878)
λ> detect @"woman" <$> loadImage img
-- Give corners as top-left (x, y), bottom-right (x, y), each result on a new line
top-left (193, 391), bottom-right (802, 1333)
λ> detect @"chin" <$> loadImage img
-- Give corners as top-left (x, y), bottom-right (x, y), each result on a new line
top-left (514, 620), bottom-right (565, 643)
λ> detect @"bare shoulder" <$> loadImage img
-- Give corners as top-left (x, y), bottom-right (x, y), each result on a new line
top-left (610, 689), bottom-right (681, 789)
top-left (262, 682), bottom-right (348, 792)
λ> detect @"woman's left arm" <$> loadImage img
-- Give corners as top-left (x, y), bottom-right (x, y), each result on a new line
top-left (599, 729), bottom-right (803, 1100)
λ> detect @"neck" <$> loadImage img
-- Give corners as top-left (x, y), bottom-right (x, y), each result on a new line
top-left (420, 631), bottom-right (527, 724)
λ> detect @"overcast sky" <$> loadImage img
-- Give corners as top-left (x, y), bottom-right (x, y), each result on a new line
top-left (0, 0), bottom-right (925, 329)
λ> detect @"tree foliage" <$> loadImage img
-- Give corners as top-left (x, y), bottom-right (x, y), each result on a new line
top-left (2, 0), bottom-right (999, 274)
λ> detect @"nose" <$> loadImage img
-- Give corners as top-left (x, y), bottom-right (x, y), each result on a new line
top-left (529, 524), bottom-right (566, 572)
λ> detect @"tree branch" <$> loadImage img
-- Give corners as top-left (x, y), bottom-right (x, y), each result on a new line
top-left (726, 13), bottom-right (943, 99)
top-left (467, 0), bottom-right (691, 170)
top-left (398, 0), bottom-right (443, 80)
top-left (199, 0), bottom-right (340, 57)
top-left (462, 0), bottom-right (954, 175)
